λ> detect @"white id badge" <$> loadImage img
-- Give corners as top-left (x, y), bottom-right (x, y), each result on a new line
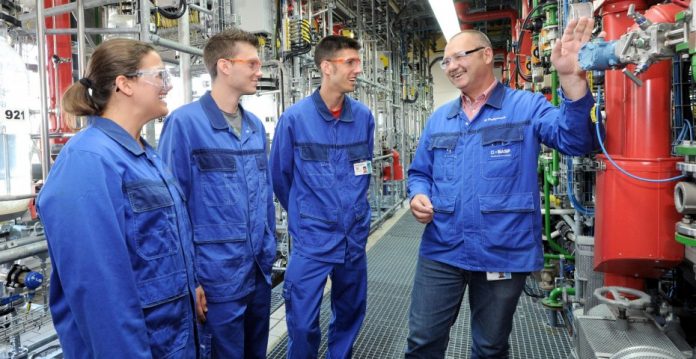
top-left (486, 272), bottom-right (512, 281)
top-left (353, 160), bottom-right (372, 176)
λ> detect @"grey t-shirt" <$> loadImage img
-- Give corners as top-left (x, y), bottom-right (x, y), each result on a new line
top-left (221, 109), bottom-right (242, 137)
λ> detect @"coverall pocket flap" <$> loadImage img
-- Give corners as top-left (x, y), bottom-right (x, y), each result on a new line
top-left (432, 196), bottom-right (456, 214)
top-left (126, 181), bottom-right (174, 212)
top-left (347, 142), bottom-right (370, 161)
top-left (481, 126), bottom-right (523, 146)
top-left (428, 134), bottom-right (458, 150)
top-left (138, 271), bottom-right (187, 308)
top-left (255, 153), bottom-right (268, 169)
top-left (299, 144), bottom-right (329, 161)
top-left (479, 192), bottom-right (535, 213)
top-left (193, 223), bottom-right (246, 243)
top-left (299, 203), bottom-right (338, 223)
top-left (193, 150), bottom-right (236, 172)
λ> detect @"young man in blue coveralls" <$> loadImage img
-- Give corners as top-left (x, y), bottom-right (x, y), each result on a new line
top-left (159, 28), bottom-right (276, 358)
top-left (270, 35), bottom-right (374, 358)
top-left (406, 18), bottom-right (599, 358)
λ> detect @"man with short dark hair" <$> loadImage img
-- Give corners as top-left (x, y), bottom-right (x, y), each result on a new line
top-left (270, 35), bottom-right (374, 358)
top-left (159, 27), bottom-right (276, 358)
top-left (405, 19), bottom-right (598, 359)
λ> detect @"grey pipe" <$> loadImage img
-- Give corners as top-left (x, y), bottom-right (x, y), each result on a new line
top-left (541, 208), bottom-right (576, 215)
top-left (0, 194), bottom-right (36, 201)
top-left (373, 154), bottom-right (394, 162)
top-left (188, 3), bottom-right (212, 15)
top-left (149, 35), bottom-right (203, 57)
top-left (0, 236), bottom-right (45, 251)
top-left (0, 242), bottom-right (49, 265)
top-left (76, 0), bottom-right (85, 78)
top-left (140, 0), bottom-right (150, 43)
top-left (178, 8), bottom-right (192, 103)
top-left (43, 27), bottom-right (140, 35)
top-left (20, 0), bottom-right (122, 21)
top-left (37, 0), bottom-right (51, 180)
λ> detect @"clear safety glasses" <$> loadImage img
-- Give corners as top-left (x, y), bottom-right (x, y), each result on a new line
top-left (127, 68), bottom-right (173, 92)
top-left (439, 47), bottom-right (485, 69)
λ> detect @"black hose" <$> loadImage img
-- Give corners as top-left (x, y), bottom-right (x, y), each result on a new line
top-left (156, 0), bottom-right (188, 20)
top-left (514, 1), bottom-right (557, 83)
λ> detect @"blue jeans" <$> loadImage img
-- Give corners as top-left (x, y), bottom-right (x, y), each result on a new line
top-left (405, 256), bottom-right (528, 359)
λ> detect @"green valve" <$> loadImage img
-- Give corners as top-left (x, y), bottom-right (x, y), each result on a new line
top-left (676, 43), bottom-right (689, 53)
top-left (541, 298), bottom-right (564, 308)
top-left (676, 232), bottom-right (696, 247)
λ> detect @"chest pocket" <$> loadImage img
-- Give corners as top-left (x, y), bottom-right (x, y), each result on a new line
top-left (126, 181), bottom-right (179, 260)
top-left (346, 142), bottom-right (370, 187)
top-left (255, 152), bottom-right (268, 181)
top-left (193, 150), bottom-right (241, 206)
top-left (428, 134), bottom-right (459, 182)
top-left (299, 144), bottom-right (335, 188)
top-left (480, 126), bottom-right (523, 179)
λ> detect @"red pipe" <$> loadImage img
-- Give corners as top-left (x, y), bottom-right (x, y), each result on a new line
top-left (453, 2), bottom-right (474, 30)
top-left (595, 1), bottom-right (684, 286)
top-left (456, 8), bottom-right (519, 41)
top-left (45, 0), bottom-right (73, 136)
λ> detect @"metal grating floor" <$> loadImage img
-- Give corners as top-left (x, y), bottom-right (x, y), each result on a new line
top-left (267, 213), bottom-right (572, 358)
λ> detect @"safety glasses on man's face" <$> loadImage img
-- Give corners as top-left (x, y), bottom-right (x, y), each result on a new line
top-left (439, 47), bottom-right (485, 69)
top-left (326, 57), bottom-right (362, 68)
top-left (224, 58), bottom-right (263, 72)
top-left (126, 68), bottom-right (173, 92)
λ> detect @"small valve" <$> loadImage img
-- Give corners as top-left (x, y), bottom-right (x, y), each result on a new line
top-left (5, 264), bottom-right (44, 290)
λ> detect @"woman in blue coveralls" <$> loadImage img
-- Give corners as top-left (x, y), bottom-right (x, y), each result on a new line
top-left (36, 39), bottom-right (198, 358)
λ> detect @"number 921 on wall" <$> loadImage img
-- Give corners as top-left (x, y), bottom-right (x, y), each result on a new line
top-left (2, 109), bottom-right (26, 120)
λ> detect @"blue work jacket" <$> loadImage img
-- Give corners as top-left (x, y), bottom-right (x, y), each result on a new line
top-left (37, 117), bottom-right (197, 358)
top-left (270, 89), bottom-right (375, 263)
top-left (159, 91), bottom-right (276, 303)
top-left (408, 83), bottom-right (595, 272)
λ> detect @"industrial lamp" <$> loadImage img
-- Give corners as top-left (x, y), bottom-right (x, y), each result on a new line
top-left (428, 0), bottom-right (460, 42)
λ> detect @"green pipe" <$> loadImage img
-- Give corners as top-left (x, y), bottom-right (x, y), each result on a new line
top-left (543, 171), bottom-right (569, 255)
top-left (550, 286), bottom-right (575, 303)
top-left (543, 151), bottom-right (559, 185)
top-left (544, 253), bottom-right (575, 261)
top-left (545, 5), bottom-right (558, 26)
top-left (542, 286), bottom-right (576, 308)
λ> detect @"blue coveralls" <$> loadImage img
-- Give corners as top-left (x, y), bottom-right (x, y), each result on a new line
top-left (270, 89), bottom-right (374, 359)
top-left (406, 83), bottom-right (596, 357)
top-left (159, 91), bottom-right (276, 359)
top-left (408, 83), bottom-right (596, 271)
top-left (37, 117), bottom-right (198, 359)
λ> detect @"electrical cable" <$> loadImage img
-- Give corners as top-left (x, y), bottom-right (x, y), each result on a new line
top-left (594, 87), bottom-right (686, 183)
top-left (515, 1), bottom-right (557, 83)
top-left (566, 156), bottom-right (594, 216)
top-left (154, 0), bottom-right (188, 20)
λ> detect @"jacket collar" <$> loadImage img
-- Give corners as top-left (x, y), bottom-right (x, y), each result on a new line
top-left (90, 116), bottom-right (147, 155)
top-left (446, 81), bottom-right (505, 119)
top-left (200, 91), bottom-right (258, 133)
top-left (311, 88), bottom-right (355, 123)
